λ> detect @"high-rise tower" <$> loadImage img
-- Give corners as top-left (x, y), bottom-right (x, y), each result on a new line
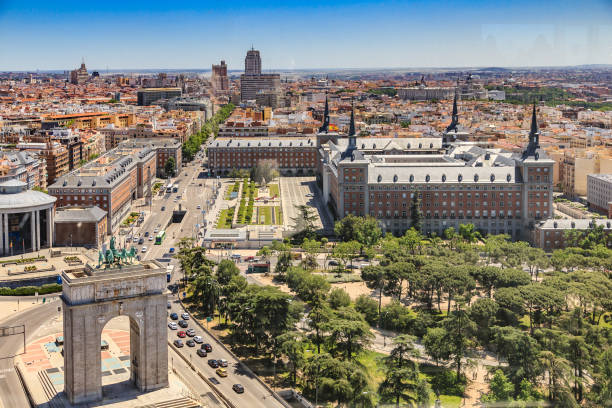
top-left (244, 48), bottom-right (261, 76)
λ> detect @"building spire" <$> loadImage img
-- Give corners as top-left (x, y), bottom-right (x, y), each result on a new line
top-left (522, 102), bottom-right (540, 158)
top-left (445, 90), bottom-right (459, 133)
top-left (348, 101), bottom-right (356, 137)
top-left (319, 94), bottom-right (330, 133)
top-left (530, 101), bottom-right (538, 138)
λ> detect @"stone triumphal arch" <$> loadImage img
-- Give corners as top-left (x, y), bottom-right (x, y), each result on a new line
top-left (61, 259), bottom-right (168, 404)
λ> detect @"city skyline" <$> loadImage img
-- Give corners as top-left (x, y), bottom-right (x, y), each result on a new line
top-left (1, 0), bottom-right (611, 71)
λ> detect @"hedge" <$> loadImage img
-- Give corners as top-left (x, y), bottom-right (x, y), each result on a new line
top-left (0, 283), bottom-right (62, 296)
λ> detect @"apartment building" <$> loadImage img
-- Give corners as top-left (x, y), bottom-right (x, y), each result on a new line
top-left (0, 150), bottom-right (47, 190)
top-left (533, 218), bottom-right (612, 251)
top-left (137, 88), bottom-right (182, 106)
top-left (587, 174), bottom-right (612, 216)
top-left (16, 141), bottom-right (69, 185)
top-left (48, 145), bottom-right (156, 234)
top-left (561, 150), bottom-right (612, 197)
top-left (42, 112), bottom-right (135, 129)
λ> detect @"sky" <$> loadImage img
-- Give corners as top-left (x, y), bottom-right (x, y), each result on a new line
top-left (1, 0), bottom-right (611, 71)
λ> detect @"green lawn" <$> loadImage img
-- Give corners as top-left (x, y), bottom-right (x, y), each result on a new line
top-left (269, 184), bottom-right (279, 197)
top-left (216, 208), bottom-right (234, 228)
top-left (274, 206), bottom-right (282, 224)
top-left (257, 207), bottom-right (273, 225)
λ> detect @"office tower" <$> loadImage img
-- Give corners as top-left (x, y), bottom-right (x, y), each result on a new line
top-left (240, 48), bottom-right (281, 107)
top-left (211, 60), bottom-right (229, 95)
top-left (244, 48), bottom-right (261, 75)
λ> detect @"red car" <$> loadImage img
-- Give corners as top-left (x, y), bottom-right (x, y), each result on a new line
top-left (177, 331), bottom-right (186, 338)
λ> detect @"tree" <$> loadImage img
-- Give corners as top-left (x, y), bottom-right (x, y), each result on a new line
top-left (380, 301), bottom-right (415, 333)
top-left (443, 303), bottom-right (476, 377)
top-left (482, 370), bottom-right (515, 403)
top-left (323, 306), bottom-right (374, 361)
top-left (308, 296), bottom-right (332, 354)
top-left (335, 215), bottom-right (382, 248)
top-left (278, 331), bottom-right (306, 386)
top-left (216, 259), bottom-right (240, 285)
top-left (300, 238), bottom-right (321, 271)
top-left (361, 265), bottom-right (388, 318)
top-left (458, 223), bottom-right (481, 243)
top-left (275, 250), bottom-right (293, 279)
top-left (388, 335), bottom-right (419, 369)
top-left (423, 327), bottom-right (451, 367)
top-left (328, 287), bottom-right (351, 309)
top-left (469, 298), bottom-right (499, 345)
top-left (355, 294), bottom-right (378, 325)
top-left (251, 159), bottom-right (279, 185)
top-left (164, 156), bottom-right (176, 177)
top-left (410, 194), bottom-right (423, 232)
top-left (191, 273), bottom-right (220, 317)
top-left (291, 204), bottom-right (318, 239)
top-left (492, 326), bottom-right (542, 390)
top-left (332, 240), bottom-right (361, 272)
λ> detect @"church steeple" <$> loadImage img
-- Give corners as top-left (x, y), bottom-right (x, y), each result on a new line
top-left (522, 102), bottom-right (540, 158)
top-left (341, 101), bottom-right (357, 159)
top-left (319, 94), bottom-right (330, 133)
top-left (348, 102), bottom-right (355, 138)
top-left (445, 90), bottom-right (459, 133)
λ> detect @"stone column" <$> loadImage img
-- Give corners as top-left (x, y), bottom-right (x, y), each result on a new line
top-left (36, 210), bottom-right (40, 251)
top-left (47, 208), bottom-right (53, 248)
top-left (31, 211), bottom-right (36, 253)
top-left (3, 213), bottom-right (8, 255)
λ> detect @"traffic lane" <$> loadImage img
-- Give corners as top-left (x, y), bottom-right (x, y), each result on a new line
top-left (166, 300), bottom-right (283, 408)
top-left (0, 301), bottom-right (57, 408)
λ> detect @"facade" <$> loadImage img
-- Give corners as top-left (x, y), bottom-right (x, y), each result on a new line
top-left (54, 206), bottom-right (107, 248)
top-left (207, 137), bottom-right (317, 176)
top-left (0, 180), bottom-right (56, 255)
top-left (0, 150), bottom-right (47, 190)
top-left (398, 86), bottom-right (455, 101)
top-left (211, 60), bottom-right (230, 95)
top-left (137, 88), bottom-right (182, 106)
top-left (533, 218), bottom-right (612, 251)
top-left (48, 146), bottom-right (156, 235)
top-left (587, 174), bottom-right (612, 215)
top-left (319, 103), bottom-right (554, 239)
top-left (51, 128), bottom-right (84, 171)
top-left (562, 151), bottom-right (612, 197)
top-left (42, 112), bottom-right (135, 130)
top-left (17, 141), bottom-right (69, 185)
top-left (240, 48), bottom-right (281, 105)
top-left (70, 62), bottom-right (89, 85)
top-left (116, 138), bottom-right (182, 178)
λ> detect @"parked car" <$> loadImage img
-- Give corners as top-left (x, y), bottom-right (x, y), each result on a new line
top-left (177, 331), bottom-right (186, 338)
top-left (215, 368), bottom-right (228, 377)
top-left (328, 260), bottom-right (339, 266)
top-left (232, 384), bottom-right (245, 394)
top-left (208, 359), bottom-right (219, 368)
top-left (197, 205), bottom-right (201, 209)
top-left (170, 312), bottom-right (179, 320)
top-left (168, 322), bottom-right (177, 330)
top-left (196, 348), bottom-right (207, 357)
top-left (149, 236), bottom-right (153, 241)
top-left (346, 264), bottom-right (360, 270)
top-left (144, 231), bottom-right (149, 237)
top-left (133, 237), bottom-right (139, 243)
top-left (174, 339), bottom-right (184, 348)
top-left (178, 320), bottom-right (188, 328)
top-left (186, 328), bottom-right (196, 337)
top-left (193, 336), bottom-right (203, 344)
top-left (181, 313), bottom-right (190, 320)
top-left (169, 247), bottom-right (175, 253)
top-left (209, 377), bottom-right (220, 385)
top-left (202, 343), bottom-right (212, 353)
top-left (218, 359), bottom-right (228, 368)
top-left (138, 238), bottom-right (144, 245)
top-left (141, 246), bottom-right (147, 253)
top-left (186, 339), bottom-right (195, 347)
top-left (167, 301), bottom-right (171, 309)
top-left (161, 206), bottom-right (165, 211)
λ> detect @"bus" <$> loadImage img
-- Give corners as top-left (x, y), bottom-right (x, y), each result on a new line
top-left (165, 183), bottom-right (173, 193)
top-left (155, 230), bottom-right (166, 245)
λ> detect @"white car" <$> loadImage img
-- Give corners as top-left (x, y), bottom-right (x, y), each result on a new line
top-left (141, 246), bottom-right (147, 253)
top-left (154, 228), bottom-right (159, 233)
top-left (148, 236), bottom-right (153, 241)
top-left (306, 193), bottom-right (314, 197)
top-left (196, 205), bottom-right (201, 209)
top-left (193, 336), bottom-right (203, 344)
top-left (168, 322), bottom-right (178, 330)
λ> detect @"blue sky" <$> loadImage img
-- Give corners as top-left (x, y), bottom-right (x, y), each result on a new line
top-left (0, 0), bottom-right (611, 71)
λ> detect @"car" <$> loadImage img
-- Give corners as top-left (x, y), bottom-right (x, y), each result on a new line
top-left (173, 339), bottom-right (184, 348)
top-left (232, 384), bottom-right (244, 394)
top-left (196, 348), bottom-right (207, 357)
top-left (177, 331), bottom-right (186, 338)
top-left (306, 193), bottom-right (314, 197)
top-left (208, 359), bottom-right (219, 368)
top-left (328, 260), bottom-right (339, 266)
top-left (149, 236), bottom-right (153, 241)
top-left (170, 312), bottom-right (179, 320)
top-left (197, 205), bottom-right (201, 209)
top-left (215, 368), bottom-right (228, 377)
top-left (141, 246), bottom-right (147, 253)
top-left (169, 247), bottom-right (175, 253)
top-left (186, 328), bottom-right (196, 337)
top-left (218, 359), bottom-right (228, 368)
top-left (161, 206), bottom-right (165, 211)
top-left (181, 313), bottom-right (190, 320)
top-left (178, 320), bottom-right (188, 328)
top-left (209, 377), bottom-right (220, 385)
top-left (168, 322), bottom-right (178, 330)
top-left (154, 228), bottom-right (159, 233)
top-left (193, 336), bottom-right (203, 344)
top-left (202, 343), bottom-right (212, 353)
top-left (133, 237), bottom-right (139, 243)
top-left (346, 264), bottom-right (360, 270)
top-left (144, 231), bottom-right (149, 237)
top-left (186, 339), bottom-right (196, 347)
top-left (167, 301), bottom-right (171, 309)
top-left (138, 238), bottom-right (144, 244)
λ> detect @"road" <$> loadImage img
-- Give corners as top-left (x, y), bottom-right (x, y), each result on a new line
top-left (0, 298), bottom-right (59, 408)
top-left (167, 292), bottom-right (285, 408)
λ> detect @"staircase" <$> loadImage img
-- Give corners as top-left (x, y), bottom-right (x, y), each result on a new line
top-left (37, 371), bottom-right (67, 408)
top-left (139, 397), bottom-right (202, 408)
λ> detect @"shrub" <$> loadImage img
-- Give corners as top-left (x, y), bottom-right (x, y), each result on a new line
top-left (329, 288), bottom-right (351, 309)
top-left (0, 283), bottom-right (62, 296)
top-left (380, 300), bottom-right (416, 333)
top-left (355, 294), bottom-right (378, 325)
